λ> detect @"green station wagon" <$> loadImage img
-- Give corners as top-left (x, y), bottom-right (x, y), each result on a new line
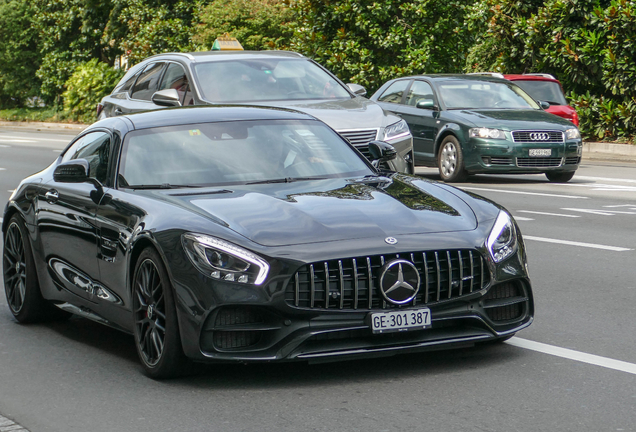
top-left (370, 75), bottom-right (582, 182)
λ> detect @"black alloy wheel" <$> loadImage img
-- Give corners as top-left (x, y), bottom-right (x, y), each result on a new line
top-left (133, 248), bottom-right (186, 378)
top-left (2, 215), bottom-right (68, 322)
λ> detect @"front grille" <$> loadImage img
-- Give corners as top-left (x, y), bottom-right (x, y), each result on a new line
top-left (565, 156), bottom-right (581, 165)
top-left (214, 307), bottom-right (263, 327)
top-left (517, 157), bottom-right (562, 167)
top-left (214, 331), bottom-right (261, 349)
top-left (286, 250), bottom-right (490, 310)
top-left (212, 307), bottom-right (264, 350)
top-left (339, 129), bottom-right (378, 158)
top-left (483, 282), bottom-right (526, 322)
top-left (512, 130), bottom-right (564, 142)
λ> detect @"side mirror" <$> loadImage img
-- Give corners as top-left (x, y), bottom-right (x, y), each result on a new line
top-left (152, 89), bottom-right (182, 107)
top-left (54, 159), bottom-right (90, 183)
top-left (368, 140), bottom-right (397, 163)
top-left (347, 83), bottom-right (367, 97)
top-left (538, 100), bottom-right (550, 110)
top-left (416, 100), bottom-right (438, 110)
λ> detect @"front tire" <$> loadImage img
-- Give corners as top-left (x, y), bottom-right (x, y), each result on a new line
top-left (3, 215), bottom-right (69, 322)
top-left (133, 248), bottom-right (187, 379)
top-left (438, 136), bottom-right (467, 182)
top-left (545, 171), bottom-right (575, 183)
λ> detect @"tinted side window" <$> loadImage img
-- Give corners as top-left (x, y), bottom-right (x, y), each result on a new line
top-left (405, 81), bottom-right (435, 106)
top-left (131, 63), bottom-right (165, 101)
top-left (118, 72), bottom-right (140, 94)
top-left (158, 63), bottom-right (192, 105)
top-left (62, 132), bottom-right (111, 184)
top-left (378, 80), bottom-right (410, 104)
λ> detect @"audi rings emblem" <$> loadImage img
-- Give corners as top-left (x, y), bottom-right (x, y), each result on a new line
top-left (530, 132), bottom-right (550, 141)
top-left (379, 259), bottom-right (420, 305)
top-left (385, 237), bottom-right (398, 245)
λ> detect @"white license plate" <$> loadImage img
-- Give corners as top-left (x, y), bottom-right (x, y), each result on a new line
top-left (529, 149), bottom-right (552, 157)
top-left (370, 308), bottom-right (431, 334)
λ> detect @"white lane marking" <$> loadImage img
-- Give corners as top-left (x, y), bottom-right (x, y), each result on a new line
top-left (52, 149), bottom-right (64, 153)
top-left (575, 175), bottom-right (636, 184)
top-left (507, 337), bottom-right (636, 376)
top-left (0, 139), bottom-right (36, 143)
top-left (0, 135), bottom-right (70, 143)
top-left (460, 187), bottom-right (588, 199)
top-left (0, 144), bottom-right (10, 147)
top-left (518, 210), bottom-right (580, 218)
top-left (0, 168), bottom-right (5, 171)
top-left (604, 204), bottom-right (636, 208)
top-left (513, 216), bottom-right (534, 221)
top-left (524, 235), bottom-right (633, 251)
top-left (559, 183), bottom-right (636, 192)
top-left (561, 207), bottom-right (616, 216)
top-left (7, 190), bottom-right (15, 193)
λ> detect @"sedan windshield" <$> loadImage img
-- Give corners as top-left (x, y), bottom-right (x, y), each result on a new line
top-left (193, 59), bottom-right (352, 103)
top-left (118, 119), bottom-right (373, 188)
top-left (437, 80), bottom-right (540, 110)
top-left (511, 80), bottom-right (568, 106)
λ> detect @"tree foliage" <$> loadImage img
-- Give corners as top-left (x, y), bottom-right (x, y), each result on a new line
top-left (194, 0), bottom-right (294, 51)
top-left (290, 0), bottom-right (476, 92)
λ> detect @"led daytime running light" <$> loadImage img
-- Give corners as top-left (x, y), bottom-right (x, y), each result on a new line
top-left (486, 211), bottom-right (517, 263)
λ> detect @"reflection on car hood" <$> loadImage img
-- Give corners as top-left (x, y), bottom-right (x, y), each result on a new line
top-left (451, 109), bottom-right (576, 129)
top-left (248, 97), bottom-right (397, 131)
top-left (167, 176), bottom-right (477, 247)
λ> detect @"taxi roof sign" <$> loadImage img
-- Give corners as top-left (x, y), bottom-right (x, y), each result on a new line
top-left (212, 34), bottom-right (244, 51)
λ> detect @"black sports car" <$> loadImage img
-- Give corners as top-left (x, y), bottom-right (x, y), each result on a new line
top-left (2, 106), bottom-right (533, 378)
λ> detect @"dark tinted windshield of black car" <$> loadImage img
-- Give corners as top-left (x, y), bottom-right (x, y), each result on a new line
top-left (118, 119), bottom-right (372, 188)
top-left (193, 59), bottom-right (352, 102)
top-left (437, 80), bottom-right (540, 110)
top-left (512, 80), bottom-right (568, 105)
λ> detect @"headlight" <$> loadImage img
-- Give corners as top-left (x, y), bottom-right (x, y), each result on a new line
top-left (565, 128), bottom-right (580, 140)
top-left (383, 119), bottom-right (411, 141)
top-left (469, 127), bottom-right (506, 140)
top-left (182, 233), bottom-right (270, 285)
top-left (486, 211), bottom-right (517, 263)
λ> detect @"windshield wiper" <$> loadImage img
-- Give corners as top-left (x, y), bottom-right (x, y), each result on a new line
top-left (246, 177), bottom-right (329, 185)
top-left (125, 184), bottom-right (204, 190)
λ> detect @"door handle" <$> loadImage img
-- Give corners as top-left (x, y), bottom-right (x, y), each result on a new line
top-left (45, 190), bottom-right (59, 203)
top-left (114, 108), bottom-right (123, 115)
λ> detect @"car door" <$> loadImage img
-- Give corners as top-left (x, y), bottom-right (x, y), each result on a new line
top-left (37, 131), bottom-right (114, 302)
top-left (398, 80), bottom-right (440, 164)
top-left (158, 62), bottom-right (195, 106)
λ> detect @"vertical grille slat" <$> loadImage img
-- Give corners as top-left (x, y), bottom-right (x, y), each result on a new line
top-left (288, 249), bottom-right (490, 310)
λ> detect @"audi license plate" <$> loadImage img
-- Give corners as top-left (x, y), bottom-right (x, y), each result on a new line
top-left (370, 308), bottom-right (431, 334)
top-left (529, 148), bottom-right (552, 157)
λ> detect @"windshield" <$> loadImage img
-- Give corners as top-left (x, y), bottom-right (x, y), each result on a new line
top-left (118, 119), bottom-right (372, 188)
top-left (437, 80), bottom-right (540, 110)
top-left (193, 59), bottom-right (352, 103)
top-left (511, 80), bottom-right (568, 105)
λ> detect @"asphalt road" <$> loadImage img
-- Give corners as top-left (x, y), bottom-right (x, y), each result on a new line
top-left (1, 128), bottom-right (636, 432)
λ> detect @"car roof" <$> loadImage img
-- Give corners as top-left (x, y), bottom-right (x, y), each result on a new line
top-left (120, 105), bottom-right (316, 130)
top-left (503, 74), bottom-right (560, 83)
top-left (393, 74), bottom-right (511, 84)
top-left (143, 50), bottom-right (306, 63)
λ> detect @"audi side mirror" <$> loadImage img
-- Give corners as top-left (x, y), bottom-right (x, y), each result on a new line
top-left (53, 159), bottom-right (90, 183)
top-left (152, 89), bottom-right (182, 107)
top-left (416, 100), bottom-right (438, 110)
top-left (368, 140), bottom-right (397, 163)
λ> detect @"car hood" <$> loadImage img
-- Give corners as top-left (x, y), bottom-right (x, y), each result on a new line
top-left (160, 176), bottom-right (478, 247)
top-left (449, 109), bottom-right (576, 130)
top-left (247, 97), bottom-right (398, 132)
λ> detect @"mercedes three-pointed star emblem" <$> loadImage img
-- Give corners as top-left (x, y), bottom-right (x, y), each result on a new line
top-left (378, 259), bottom-right (420, 305)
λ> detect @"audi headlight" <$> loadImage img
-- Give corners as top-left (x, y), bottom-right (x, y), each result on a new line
top-left (469, 127), bottom-right (506, 140)
top-left (565, 128), bottom-right (580, 140)
top-left (182, 233), bottom-right (269, 285)
top-left (486, 211), bottom-right (517, 263)
top-left (383, 119), bottom-right (411, 141)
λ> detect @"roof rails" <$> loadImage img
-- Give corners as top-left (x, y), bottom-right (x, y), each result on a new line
top-left (467, 72), bottom-right (504, 79)
top-left (522, 73), bottom-right (556, 80)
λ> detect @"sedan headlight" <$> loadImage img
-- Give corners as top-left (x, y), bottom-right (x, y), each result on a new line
top-left (182, 233), bottom-right (270, 285)
top-left (486, 211), bottom-right (517, 263)
top-left (383, 119), bottom-right (411, 141)
top-left (565, 128), bottom-right (580, 140)
top-left (469, 127), bottom-right (506, 140)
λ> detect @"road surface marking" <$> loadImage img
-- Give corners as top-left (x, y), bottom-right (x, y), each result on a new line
top-left (0, 135), bottom-right (70, 143)
top-left (0, 144), bottom-right (10, 147)
top-left (513, 216), bottom-right (534, 221)
top-left (524, 235), bottom-right (632, 251)
top-left (0, 168), bottom-right (5, 171)
top-left (507, 337), bottom-right (636, 376)
top-left (575, 175), bottom-right (636, 184)
top-left (0, 139), bottom-right (36, 143)
top-left (460, 187), bottom-right (588, 199)
top-left (0, 413), bottom-right (30, 431)
top-left (559, 183), bottom-right (636, 192)
top-left (561, 208), bottom-right (616, 216)
top-left (604, 204), bottom-right (636, 208)
top-left (518, 210), bottom-right (580, 218)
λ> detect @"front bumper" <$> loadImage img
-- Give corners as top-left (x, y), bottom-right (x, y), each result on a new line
top-left (464, 137), bottom-right (582, 174)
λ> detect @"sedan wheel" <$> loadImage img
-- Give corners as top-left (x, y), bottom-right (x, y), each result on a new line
top-left (133, 248), bottom-right (186, 378)
top-left (438, 136), bottom-right (467, 182)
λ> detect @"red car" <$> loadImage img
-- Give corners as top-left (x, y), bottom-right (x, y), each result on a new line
top-left (503, 73), bottom-right (579, 126)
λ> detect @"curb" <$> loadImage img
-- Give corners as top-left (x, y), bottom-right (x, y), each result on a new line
top-left (0, 120), bottom-right (87, 132)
